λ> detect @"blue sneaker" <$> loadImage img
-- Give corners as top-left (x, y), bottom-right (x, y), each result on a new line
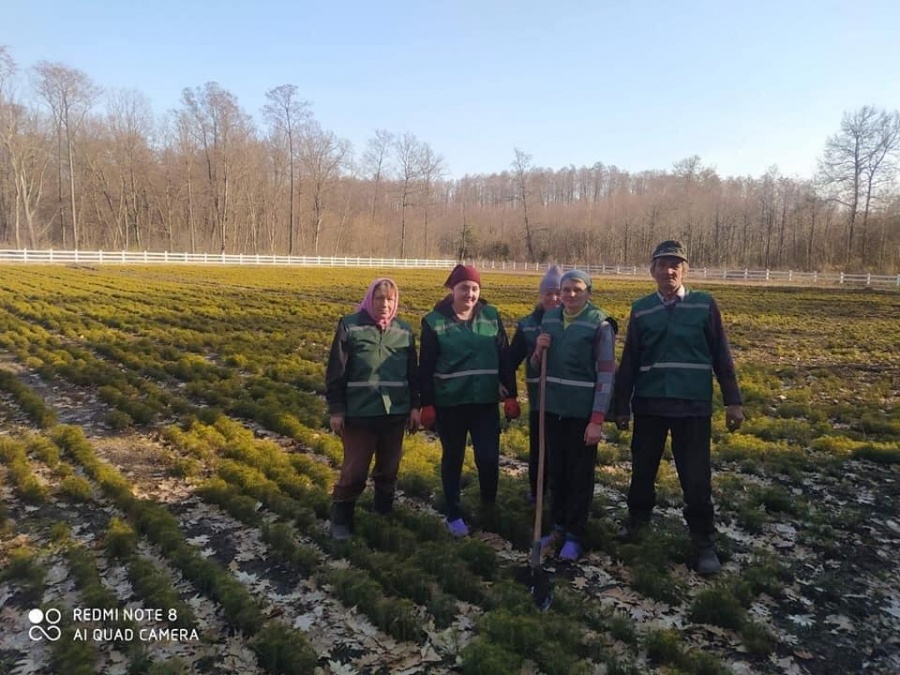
top-left (446, 518), bottom-right (469, 538)
top-left (559, 538), bottom-right (582, 561)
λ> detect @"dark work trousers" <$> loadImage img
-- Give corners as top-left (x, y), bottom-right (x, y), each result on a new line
top-left (627, 415), bottom-right (714, 537)
top-left (436, 403), bottom-right (500, 521)
top-left (332, 416), bottom-right (406, 503)
top-left (545, 414), bottom-right (598, 541)
top-left (528, 409), bottom-right (550, 498)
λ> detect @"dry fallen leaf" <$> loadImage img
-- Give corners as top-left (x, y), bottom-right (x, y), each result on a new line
top-left (825, 614), bottom-right (855, 632)
top-left (571, 575), bottom-right (588, 590)
top-left (787, 614), bottom-right (815, 627)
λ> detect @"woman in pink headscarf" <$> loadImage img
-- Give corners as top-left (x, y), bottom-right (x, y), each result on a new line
top-left (325, 278), bottom-right (421, 540)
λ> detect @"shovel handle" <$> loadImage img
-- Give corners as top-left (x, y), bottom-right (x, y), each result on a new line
top-left (532, 353), bottom-right (548, 544)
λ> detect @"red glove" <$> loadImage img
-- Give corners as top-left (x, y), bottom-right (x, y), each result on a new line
top-left (503, 398), bottom-right (521, 421)
top-left (420, 405), bottom-right (437, 430)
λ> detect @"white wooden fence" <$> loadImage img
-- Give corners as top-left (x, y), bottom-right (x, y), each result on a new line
top-left (1, 248), bottom-right (898, 288)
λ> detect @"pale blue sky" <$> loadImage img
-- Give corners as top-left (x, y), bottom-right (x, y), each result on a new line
top-left (4, 0), bottom-right (899, 179)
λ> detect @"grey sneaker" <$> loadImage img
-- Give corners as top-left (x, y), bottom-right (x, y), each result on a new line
top-left (694, 548), bottom-right (722, 576)
top-left (330, 522), bottom-right (351, 541)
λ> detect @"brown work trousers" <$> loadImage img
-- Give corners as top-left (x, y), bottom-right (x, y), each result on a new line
top-left (332, 415), bottom-right (406, 503)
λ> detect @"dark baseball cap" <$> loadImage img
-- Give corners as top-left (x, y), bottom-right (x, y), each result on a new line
top-left (651, 240), bottom-right (688, 262)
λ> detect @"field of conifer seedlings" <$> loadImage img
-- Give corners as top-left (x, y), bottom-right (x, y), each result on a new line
top-left (0, 264), bottom-right (897, 675)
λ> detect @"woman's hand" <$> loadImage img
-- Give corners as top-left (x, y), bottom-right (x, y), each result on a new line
top-left (408, 408), bottom-right (421, 433)
top-left (584, 422), bottom-right (604, 445)
top-left (329, 414), bottom-right (345, 436)
top-left (531, 333), bottom-right (551, 364)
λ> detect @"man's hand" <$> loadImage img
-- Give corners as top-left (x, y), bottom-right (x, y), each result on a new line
top-left (420, 405), bottom-right (437, 430)
top-left (614, 416), bottom-right (630, 431)
top-left (329, 414), bottom-right (345, 436)
top-left (408, 408), bottom-right (421, 433)
top-left (499, 384), bottom-right (509, 399)
top-left (503, 398), bottom-right (521, 421)
top-left (726, 405), bottom-right (744, 432)
top-left (584, 422), bottom-right (604, 445)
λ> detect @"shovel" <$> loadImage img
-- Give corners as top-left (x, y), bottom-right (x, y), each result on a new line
top-left (527, 354), bottom-right (552, 610)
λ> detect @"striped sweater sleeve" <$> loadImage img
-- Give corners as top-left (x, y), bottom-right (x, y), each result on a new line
top-left (590, 321), bottom-right (617, 424)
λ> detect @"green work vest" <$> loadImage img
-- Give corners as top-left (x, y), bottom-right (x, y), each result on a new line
top-left (343, 312), bottom-right (413, 417)
top-left (541, 303), bottom-right (607, 419)
top-left (424, 304), bottom-right (501, 407)
top-left (515, 310), bottom-right (542, 407)
top-left (631, 290), bottom-right (714, 402)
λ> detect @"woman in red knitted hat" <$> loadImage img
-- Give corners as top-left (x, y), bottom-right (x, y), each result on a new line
top-left (419, 265), bottom-right (519, 537)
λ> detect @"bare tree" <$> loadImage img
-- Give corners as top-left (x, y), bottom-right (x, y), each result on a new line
top-left (362, 129), bottom-right (393, 231)
top-left (0, 49), bottom-right (53, 248)
top-left (417, 142), bottom-right (444, 257)
top-left (105, 89), bottom-right (154, 248)
top-left (758, 166), bottom-right (778, 268)
top-left (818, 106), bottom-right (900, 265)
top-left (32, 61), bottom-right (101, 249)
top-left (180, 82), bottom-right (253, 252)
top-left (299, 120), bottom-right (350, 255)
top-left (173, 110), bottom-right (200, 253)
top-left (263, 84), bottom-right (310, 255)
top-left (512, 148), bottom-right (537, 262)
top-left (393, 132), bottom-right (422, 258)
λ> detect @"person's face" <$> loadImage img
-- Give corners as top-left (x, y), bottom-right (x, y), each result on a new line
top-left (452, 281), bottom-right (480, 311)
top-left (652, 257), bottom-right (686, 296)
top-left (540, 289), bottom-right (561, 311)
top-left (372, 286), bottom-right (397, 319)
top-left (560, 279), bottom-right (588, 313)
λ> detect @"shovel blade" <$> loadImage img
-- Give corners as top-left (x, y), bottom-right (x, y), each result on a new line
top-left (529, 565), bottom-right (553, 611)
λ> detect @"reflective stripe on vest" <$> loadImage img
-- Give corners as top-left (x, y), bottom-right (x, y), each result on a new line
top-left (434, 369), bottom-right (498, 379)
top-left (638, 362), bottom-right (712, 372)
top-left (546, 375), bottom-right (595, 388)
top-left (347, 380), bottom-right (408, 387)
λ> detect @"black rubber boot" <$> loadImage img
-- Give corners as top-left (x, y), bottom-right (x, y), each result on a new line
top-left (373, 490), bottom-right (394, 516)
top-left (690, 532), bottom-right (721, 576)
top-left (329, 501), bottom-right (355, 541)
top-left (617, 514), bottom-right (650, 542)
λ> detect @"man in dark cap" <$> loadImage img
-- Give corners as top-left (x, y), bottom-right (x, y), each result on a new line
top-left (613, 240), bottom-right (744, 575)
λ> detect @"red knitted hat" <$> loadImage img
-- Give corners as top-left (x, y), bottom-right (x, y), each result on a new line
top-left (443, 264), bottom-right (481, 289)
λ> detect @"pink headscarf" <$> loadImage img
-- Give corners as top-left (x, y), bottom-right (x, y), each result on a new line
top-left (356, 278), bottom-right (399, 329)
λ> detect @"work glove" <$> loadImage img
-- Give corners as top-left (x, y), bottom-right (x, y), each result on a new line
top-left (420, 405), bottom-right (437, 430)
top-left (503, 398), bottom-right (521, 421)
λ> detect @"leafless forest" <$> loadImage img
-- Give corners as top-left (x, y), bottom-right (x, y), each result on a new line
top-left (1, 48), bottom-right (899, 271)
